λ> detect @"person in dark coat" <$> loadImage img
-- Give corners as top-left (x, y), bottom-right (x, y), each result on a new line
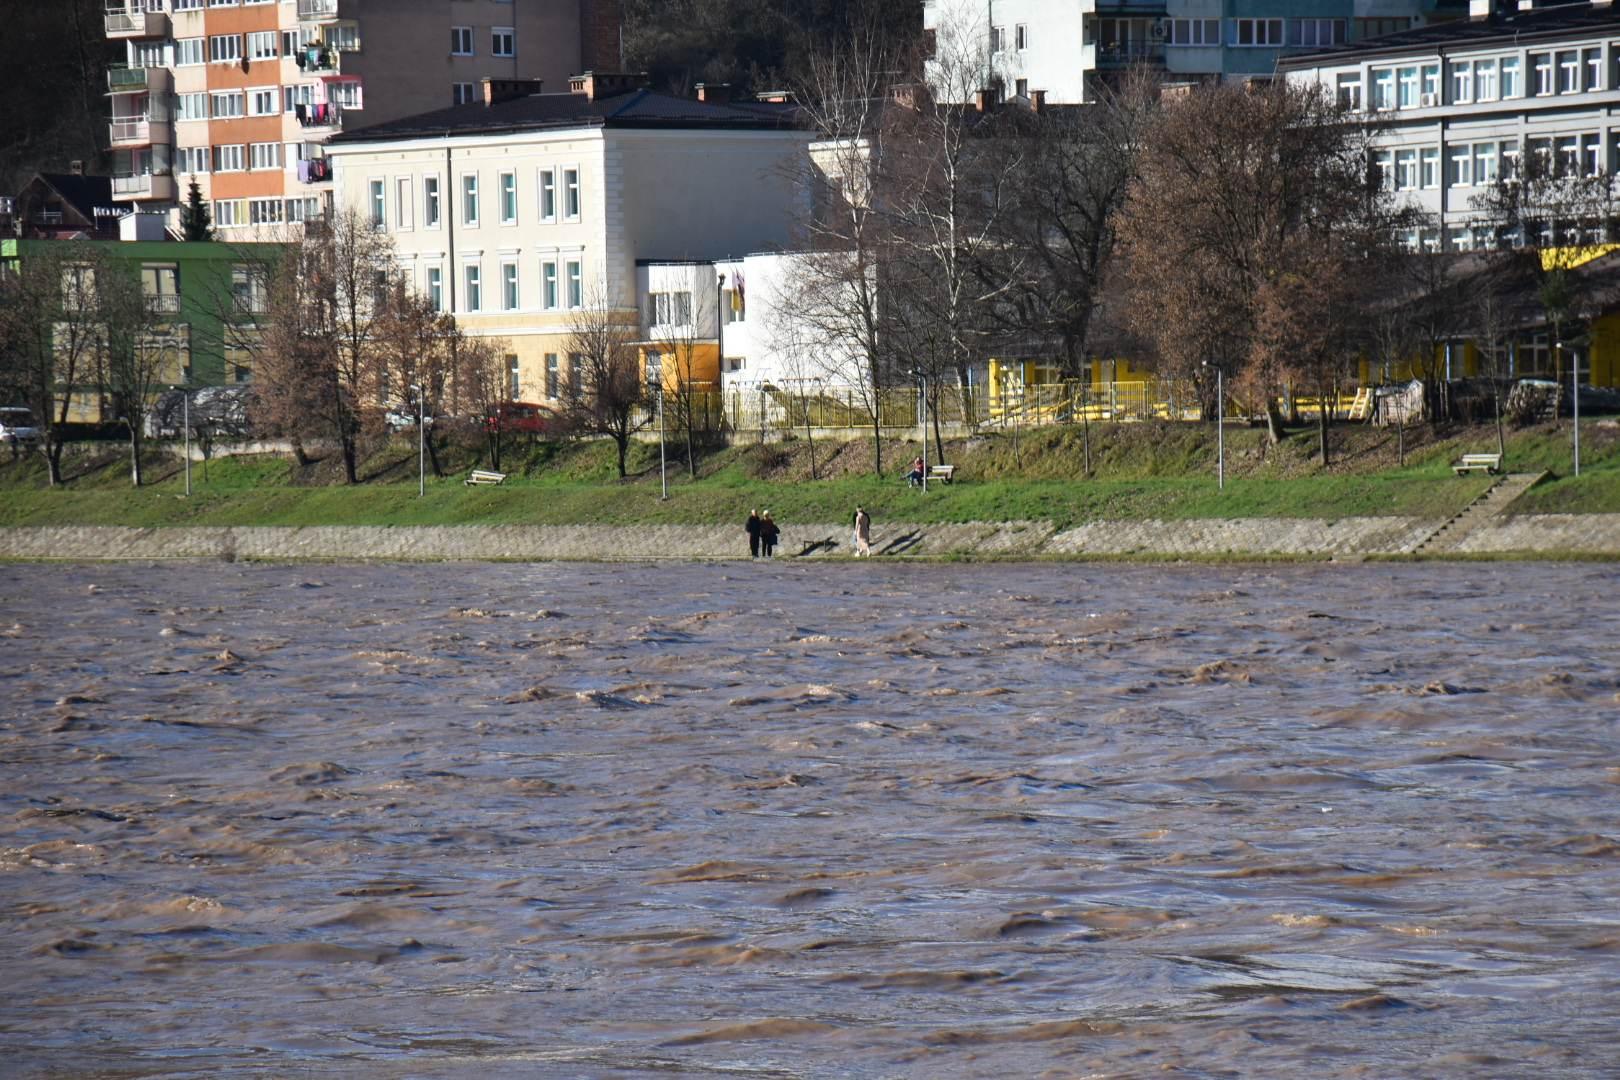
top-left (759, 510), bottom-right (780, 557)
top-left (745, 508), bottom-right (762, 557)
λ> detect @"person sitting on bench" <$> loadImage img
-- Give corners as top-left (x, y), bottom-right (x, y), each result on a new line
top-left (907, 456), bottom-right (924, 488)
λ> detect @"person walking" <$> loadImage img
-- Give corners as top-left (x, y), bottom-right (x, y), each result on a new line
top-left (759, 510), bottom-right (780, 557)
top-left (745, 508), bottom-right (762, 558)
top-left (853, 506), bottom-right (871, 557)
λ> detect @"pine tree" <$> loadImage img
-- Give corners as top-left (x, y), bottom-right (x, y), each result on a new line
top-left (179, 178), bottom-right (213, 242)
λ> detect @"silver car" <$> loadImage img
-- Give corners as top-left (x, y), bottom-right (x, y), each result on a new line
top-left (0, 406), bottom-right (39, 445)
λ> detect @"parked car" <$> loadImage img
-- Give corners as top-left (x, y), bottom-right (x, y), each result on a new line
top-left (0, 406), bottom-right (39, 445)
top-left (486, 401), bottom-right (556, 436)
top-left (384, 408), bottom-right (438, 432)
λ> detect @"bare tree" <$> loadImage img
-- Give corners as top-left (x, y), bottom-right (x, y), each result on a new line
top-left (558, 282), bottom-right (648, 478)
top-left (95, 258), bottom-right (163, 485)
top-left (254, 209), bottom-right (395, 482)
top-left (0, 246), bottom-right (109, 485)
top-left (648, 278), bottom-right (720, 479)
top-left (371, 281), bottom-right (461, 477)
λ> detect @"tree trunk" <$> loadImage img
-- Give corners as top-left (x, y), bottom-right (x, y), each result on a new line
top-left (870, 388), bottom-right (883, 478)
top-left (342, 437), bottom-right (358, 484)
top-left (129, 430), bottom-right (143, 487)
top-left (1265, 399), bottom-right (1286, 445)
top-left (802, 390), bottom-right (818, 481)
top-left (1318, 405), bottom-right (1330, 467)
top-left (47, 442), bottom-right (64, 487)
top-left (615, 434), bottom-right (628, 478)
top-left (426, 430), bottom-right (444, 479)
top-left (1081, 388), bottom-right (1092, 478)
top-left (292, 436), bottom-right (311, 468)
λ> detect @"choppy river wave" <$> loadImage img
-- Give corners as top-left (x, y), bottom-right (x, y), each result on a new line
top-left (2, 561), bottom-right (1618, 1077)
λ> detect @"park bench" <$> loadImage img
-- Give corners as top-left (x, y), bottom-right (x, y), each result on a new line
top-left (928, 464), bottom-right (956, 485)
top-left (465, 469), bottom-right (507, 486)
top-left (1452, 453), bottom-right (1502, 476)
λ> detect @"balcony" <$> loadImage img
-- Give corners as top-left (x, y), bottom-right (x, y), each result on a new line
top-left (1095, 41), bottom-right (1165, 68)
top-left (112, 173), bottom-right (176, 201)
top-left (296, 0), bottom-right (340, 21)
top-left (294, 45), bottom-right (339, 74)
top-left (110, 114), bottom-right (171, 148)
top-left (145, 294), bottom-right (181, 314)
top-left (107, 65), bottom-right (172, 95)
top-left (294, 102), bottom-right (343, 130)
top-left (104, 5), bottom-right (169, 39)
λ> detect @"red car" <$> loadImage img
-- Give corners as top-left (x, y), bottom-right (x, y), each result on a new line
top-left (486, 401), bottom-right (556, 435)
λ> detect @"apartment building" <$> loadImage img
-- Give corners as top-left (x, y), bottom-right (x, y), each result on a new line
top-left (922, 0), bottom-right (1465, 104)
top-left (1282, 1), bottom-right (1620, 252)
top-left (322, 74), bottom-right (812, 404)
top-left (104, 0), bottom-right (618, 236)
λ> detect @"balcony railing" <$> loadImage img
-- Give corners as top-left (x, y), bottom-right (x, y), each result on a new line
top-left (112, 173), bottom-right (174, 200)
top-left (105, 6), bottom-right (168, 38)
top-left (145, 294), bottom-right (181, 314)
top-left (294, 102), bottom-right (342, 129)
top-left (297, 0), bottom-right (339, 19)
top-left (110, 118), bottom-right (153, 145)
top-left (107, 64), bottom-right (172, 95)
top-left (295, 45), bottom-right (338, 73)
top-left (1096, 42), bottom-right (1165, 66)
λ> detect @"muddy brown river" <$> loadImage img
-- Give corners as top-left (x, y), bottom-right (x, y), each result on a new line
top-left (2, 561), bottom-right (1618, 1078)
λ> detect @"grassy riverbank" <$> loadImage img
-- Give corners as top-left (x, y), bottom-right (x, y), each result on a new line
top-left (2, 419), bottom-right (1617, 529)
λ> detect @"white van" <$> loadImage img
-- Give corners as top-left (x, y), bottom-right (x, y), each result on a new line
top-left (0, 406), bottom-right (39, 445)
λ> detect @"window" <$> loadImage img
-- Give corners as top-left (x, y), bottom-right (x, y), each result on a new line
top-left (500, 171), bottom-right (517, 224)
top-left (1474, 142), bottom-right (1498, 186)
top-left (249, 142), bottom-right (280, 170)
top-left (542, 260), bottom-right (558, 309)
top-left (1533, 52), bottom-right (1553, 95)
top-left (328, 24), bottom-right (360, 52)
top-left (508, 355), bottom-right (521, 400)
top-left (652, 291), bottom-right (693, 326)
top-left (1582, 132), bottom-right (1601, 177)
top-left (1585, 47), bottom-right (1603, 91)
top-left (176, 38), bottom-right (204, 66)
top-left (213, 144), bottom-right (245, 172)
top-left (1336, 73), bottom-right (1362, 111)
top-left (247, 31), bottom-right (277, 61)
top-left (990, 26), bottom-right (1005, 53)
top-left (369, 180), bottom-right (385, 225)
top-left (248, 198), bottom-right (284, 226)
top-left (1014, 24), bottom-right (1027, 51)
top-left (545, 353), bottom-right (559, 398)
top-left (327, 80), bottom-right (361, 108)
top-left (141, 265), bottom-right (179, 312)
top-left (566, 260), bottom-right (582, 309)
top-left (214, 199), bottom-right (245, 227)
top-left (1354, 17), bottom-right (1407, 38)
top-left (501, 262), bottom-right (519, 310)
top-left (231, 265), bottom-right (267, 312)
top-left (568, 355), bottom-right (582, 397)
top-left (285, 197), bottom-right (320, 223)
top-left (209, 34), bottom-right (242, 63)
top-left (176, 146), bottom-right (209, 175)
top-left (174, 0), bottom-right (202, 10)
top-left (1448, 145), bottom-right (1472, 187)
top-left (177, 92), bottom-right (208, 121)
top-left (1371, 149), bottom-right (1392, 190)
top-left (1420, 147), bottom-right (1439, 188)
top-left (248, 87), bottom-right (276, 116)
top-left (1394, 149), bottom-right (1417, 191)
top-left (1372, 69), bottom-right (1394, 111)
top-left (284, 83), bottom-right (314, 113)
top-left (1169, 19), bottom-right (1219, 46)
top-left (1420, 64), bottom-right (1440, 104)
top-left (1555, 50), bottom-right (1579, 94)
top-left (453, 82), bottom-right (476, 105)
top-left (60, 265), bottom-right (96, 310)
top-left (211, 90), bottom-right (244, 118)
top-left (1233, 19), bottom-right (1283, 47)
top-left (424, 176), bottom-right (441, 227)
top-left (462, 174), bottom-right (479, 225)
top-left (563, 167), bottom-right (580, 219)
top-left (492, 27), bottom-right (514, 57)
top-left (426, 266), bottom-right (444, 311)
top-left (1476, 58), bottom-right (1498, 102)
top-left (1014, 79), bottom-right (1027, 98)
top-left (464, 264), bottom-right (481, 311)
top-left (1500, 139), bottom-right (1520, 179)
top-left (396, 178), bottom-right (412, 229)
top-left (1501, 56), bottom-right (1520, 98)
top-left (1292, 19), bottom-right (1344, 48)
top-left (1397, 65), bottom-right (1419, 109)
top-left (281, 28), bottom-right (310, 58)
top-left (539, 168), bottom-right (556, 220)
top-left (451, 26), bottom-right (473, 56)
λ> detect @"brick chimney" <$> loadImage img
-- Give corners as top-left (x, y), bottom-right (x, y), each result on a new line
top-left (578, 0), bottom-right (623, 73)
top-left (568, 71), bottom-right (646, 101)
top-left (695, 82), bottom-right (731, 104)
top-left (482, 77), bottom-right (544, 105)
top-left (1030, 89), bottom-right (1046, 113)
top-left (974, 86), bottom-right (999, 112)
top-left (70, 160), bottom-right (84, 176)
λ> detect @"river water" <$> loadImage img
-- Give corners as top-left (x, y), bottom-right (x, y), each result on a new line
top-left (2, 560), bottom-right (1618, 1078)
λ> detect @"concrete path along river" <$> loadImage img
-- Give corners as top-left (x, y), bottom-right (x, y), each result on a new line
top-left (2, 561), bottom-right (1618, 1077)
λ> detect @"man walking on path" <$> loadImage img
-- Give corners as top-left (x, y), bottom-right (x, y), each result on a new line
top-left (853, 506), bottom-right (871, 557)
top-left (745, 509), bottom-right (762, 557)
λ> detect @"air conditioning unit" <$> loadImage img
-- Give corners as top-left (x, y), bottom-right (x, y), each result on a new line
top-left (1150, 18), bottom-right (1169, 41)
top-left (1419, 92), bottom-right (1437, 107)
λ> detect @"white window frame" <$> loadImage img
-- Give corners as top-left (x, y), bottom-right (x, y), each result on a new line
top-left (563, 166), bottom-right (580, 221)
top-left (1419, 146), bottom-right (1439, 189)
top-left (453, 82), bottom-right (476, 106)
top-left (541, 259), bottom-right (558, 309)
top-left (209, 34), bottom-right (242, 64)
top-left (566, 259), bottom-right (583, 309)
top-left (462, 173), bottom-right (479, 226)
top-left (499, 170), bottom-right (517, 225)
top-left (213, 144), bottom-right (245, 173)
top-left (501, 260), bottom-right (520, 311)
top-left (426, 266), bottom-right (444, 312)
top-left (176, 37), bottom-right (205, 66)
top-left (249, 142), bottom-right (281, 171)
top-left (451, 26), bottom-right (473, 56)
top-left (539, 168), bottom-right (556, 222)
top-left (211, 90), bottom-right (245, 119)
top-left (464, 262), bottom-right (482, 312)
top-left (1232, 19), bottom-right (1283, 47)
top-left (176, 92), bottom-right (208, 122)
top-left (1169, 18), bottom-right (1219, 47)
top-left (246, 30), bottom-right (277, 61)
top-left (248, 86), bottom-right (277, 117)
top-left (492, 26), bottom-right (515, 58)
top-left (396, 177), bottom-right (413, 230)
top-left (369, 179), bottom-right (385, 226)
top-left (424, 175), bottom-right (441, 228)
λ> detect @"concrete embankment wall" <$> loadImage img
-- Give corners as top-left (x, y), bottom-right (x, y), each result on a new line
top-left (3, 516), bottom-right (1618, 561)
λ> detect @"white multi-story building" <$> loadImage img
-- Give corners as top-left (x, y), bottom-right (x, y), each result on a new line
top-left (922, 0), bottom-right (1461, 105)
top-left (324, 75), bottom-right (812, 404)
top-left (103, 0), bottom-right (618, 236)
top-left (1282, 1), bottom-right (1620, 250)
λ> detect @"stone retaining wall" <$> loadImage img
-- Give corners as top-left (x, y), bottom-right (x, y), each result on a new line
top-left (3, 516), bottom-right (1617, 561)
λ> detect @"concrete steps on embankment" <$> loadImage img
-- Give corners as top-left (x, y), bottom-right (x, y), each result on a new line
top-left (1409, 472), bottom-right (1547, 556)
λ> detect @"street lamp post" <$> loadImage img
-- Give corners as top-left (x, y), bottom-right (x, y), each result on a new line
top-left (658, 379), bottom-right (668, 500)
top-left (180, 383), bottom-right (191, 497)
top-left (1558, 342), bottom-right (1582, 478)
top-left (411, 384), bottom-right (424, 498)
top-left (911, 369), bottom-right (929, 492)
top-left (1203, 360), bottom-right (1223, 491)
